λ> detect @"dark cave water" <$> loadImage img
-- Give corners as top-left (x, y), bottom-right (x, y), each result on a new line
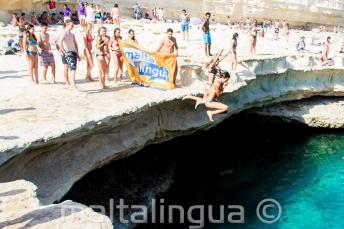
top-left (62, 113), bottom-right (344, 229)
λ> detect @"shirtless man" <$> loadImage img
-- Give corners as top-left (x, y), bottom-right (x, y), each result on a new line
top-left (156, 28), bottom-right (179, 86)
top-left (111, 4), bottom-right (120, 27)
top-left (58, 19), bottom-right (80, 92)
top-left (183, 71), bottom-right (230, 122)
top-left (38, 23), bottom-right (56, 83)
top-left (320, 36), bottom-right (333, 66)
top-left (202, 12), bottom-right (212, 56)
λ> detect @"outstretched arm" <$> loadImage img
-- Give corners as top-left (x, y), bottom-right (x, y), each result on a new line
top-left (156, 39), bottom-right (164, 52)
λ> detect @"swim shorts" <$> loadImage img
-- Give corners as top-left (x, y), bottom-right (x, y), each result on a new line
top-left (65, 51), bottom-right (78, 71)
top-left (203, 32), bottom-right (211, 44)
top-left (181, 24), bottom-right (189, 32)
top-left (61, 53), bottom-right (68, 65)
top-left (40, 51), bottom-right (55, 66)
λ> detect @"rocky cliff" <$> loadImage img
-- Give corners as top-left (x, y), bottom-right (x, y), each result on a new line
top-left (0, 180), bottom-right (113, 229)
top-left (1, 54), bottom-right (344, 206)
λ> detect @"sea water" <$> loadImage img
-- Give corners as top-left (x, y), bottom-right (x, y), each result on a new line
top-left (63, 113), bottom-right (344, 229)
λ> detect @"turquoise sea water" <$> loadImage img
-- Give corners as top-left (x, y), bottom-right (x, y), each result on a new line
top-left (211, 134), bottom-right (344, 229)
top-left (63, 113), bottom-right (344, 229)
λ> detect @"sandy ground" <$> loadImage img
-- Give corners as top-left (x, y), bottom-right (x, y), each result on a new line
top-left (1, 18), bottom-right (344, 151)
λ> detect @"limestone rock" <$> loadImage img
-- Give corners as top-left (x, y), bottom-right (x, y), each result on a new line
top-left (249, 97), bottom-right (344, 128)
top-left (0, 180), bottom-right (113, 229)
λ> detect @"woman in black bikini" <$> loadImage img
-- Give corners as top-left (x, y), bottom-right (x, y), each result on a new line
top-left (96, 27), bottom-right (110, 89)
top-left (24, 25), bottom-right (39, 84)
top-left (248, 19), bottom-right (258, 55)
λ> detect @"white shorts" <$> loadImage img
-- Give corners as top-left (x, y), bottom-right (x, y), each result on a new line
top-left (79, 15), bottom-right (86, 20)
top-left (86, 16), bottom-right (93, 23)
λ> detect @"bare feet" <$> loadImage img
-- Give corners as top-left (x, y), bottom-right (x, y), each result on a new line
top-left (207, 111), bottom-right (214, 122)
top-left (86, 77), bottom-right (94, 82)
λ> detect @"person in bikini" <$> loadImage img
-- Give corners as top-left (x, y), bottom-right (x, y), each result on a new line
top-left (96, 27), bottom-right (111, 88)
top-left (183, 71), bottom-right (230, 122)
top-left (111, 4), bottom-right (120, 28)
top-left (248, 19), bottom-right (258, 55)
top-left (24, 25), bottom-right (39, 84)
top-left (110, 28), bottom-right (123, 83)
top-left (156, 28), bottom-right (179, 86)
top-left (126, 29), bottom-right (138, 45)
top-left (274, 20), bottom-right (280, 40)
top-left (38, 23), bottom-right (56, 83)
top-left (58, 19), bottom-right (80, 92)
top-left (84, 24), bottom-right (94, 81)
top-left (229, 33), bottom-right (238, 74)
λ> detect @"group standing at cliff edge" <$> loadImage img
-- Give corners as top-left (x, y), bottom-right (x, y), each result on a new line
top-left (8, 1), bottom-right (339, 122)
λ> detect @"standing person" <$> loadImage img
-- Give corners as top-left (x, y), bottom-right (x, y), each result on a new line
top-left (248, 19), bottom-right (258, 55)
top-left (84, 24), bottom-right (94, 81)
top-left (274, 19), bottom-right (280, 40)
top-left (63, 4), bottom-right (72, 23)
top-left (126, 29), bottom-right (138, 45)
top-left (111, 4), bottom-right (120, 27)
top-left (95, 5), bottom-right (102, 27)
top-left (96, 27), bottom-right (110, 88)
top-left (227, 16), bottom-right (232, 29)
top-left (47, 0), bottom-right (57, 15)
top-left (18, 13), bottom-right (27, 52)
top-left (202, 12), bottom-right (212, 56)
top-left (86, 3), bottom-right (95, 27)
top-left (55, 24), bottom-right (69, 85)
top-left (110, 28), bottom-right (123, 83)
top-left (183, 71), bottom-right (230, 122)
top-left (11, 13), bottom-right (19, 27)
top-left (38, 23), bottom-right (56, 83)
top-left (284, 23), bottom-right (290, 42)
top-left (78, 2), bottom-right (86, 29)
top-left (156, 28), bottom-right (179, 86)
top-left (320, 36), bottom-right (333, 66)
top-left (24, 25), bottom-right (39, 84)
top-left (229, 33), bottom-right (238, 74)
top-left (134, 3), bottom-right (141, 20)
top-left (58, 19), bottom-right (80, 92)
top-left (180, 9), bottom-right (190, 41)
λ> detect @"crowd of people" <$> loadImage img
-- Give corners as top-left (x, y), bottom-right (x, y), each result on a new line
top-left (7, 1), bottom-right (344, 121)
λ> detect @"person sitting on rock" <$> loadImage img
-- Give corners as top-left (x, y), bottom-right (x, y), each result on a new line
top-left (296, 36), bottom-right (306, 52)
top-left (183, 71), bottom-right (230, 122)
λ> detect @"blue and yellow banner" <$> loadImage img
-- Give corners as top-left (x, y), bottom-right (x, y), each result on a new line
top-left (120, 41), bottom-right (177, 90)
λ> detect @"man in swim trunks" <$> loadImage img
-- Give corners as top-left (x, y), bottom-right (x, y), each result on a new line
top-left (320, 36), bottom-right (334, 66)
top-left (38, 23), bottom-right (56, 83)
top-left (58, 19), bottom-right (80, 92)
top-left (202, 12), bottom-right (212, 56)
top-left (180, 9), bottom-right (190, 41)
top-left (156, 28), bottom-right (179, 86)
top-left (183, 71), bottom-right (230, 122)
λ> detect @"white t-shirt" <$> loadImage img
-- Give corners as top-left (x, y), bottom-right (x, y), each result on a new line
top-left (86, 7), bottom-right (94, 22)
